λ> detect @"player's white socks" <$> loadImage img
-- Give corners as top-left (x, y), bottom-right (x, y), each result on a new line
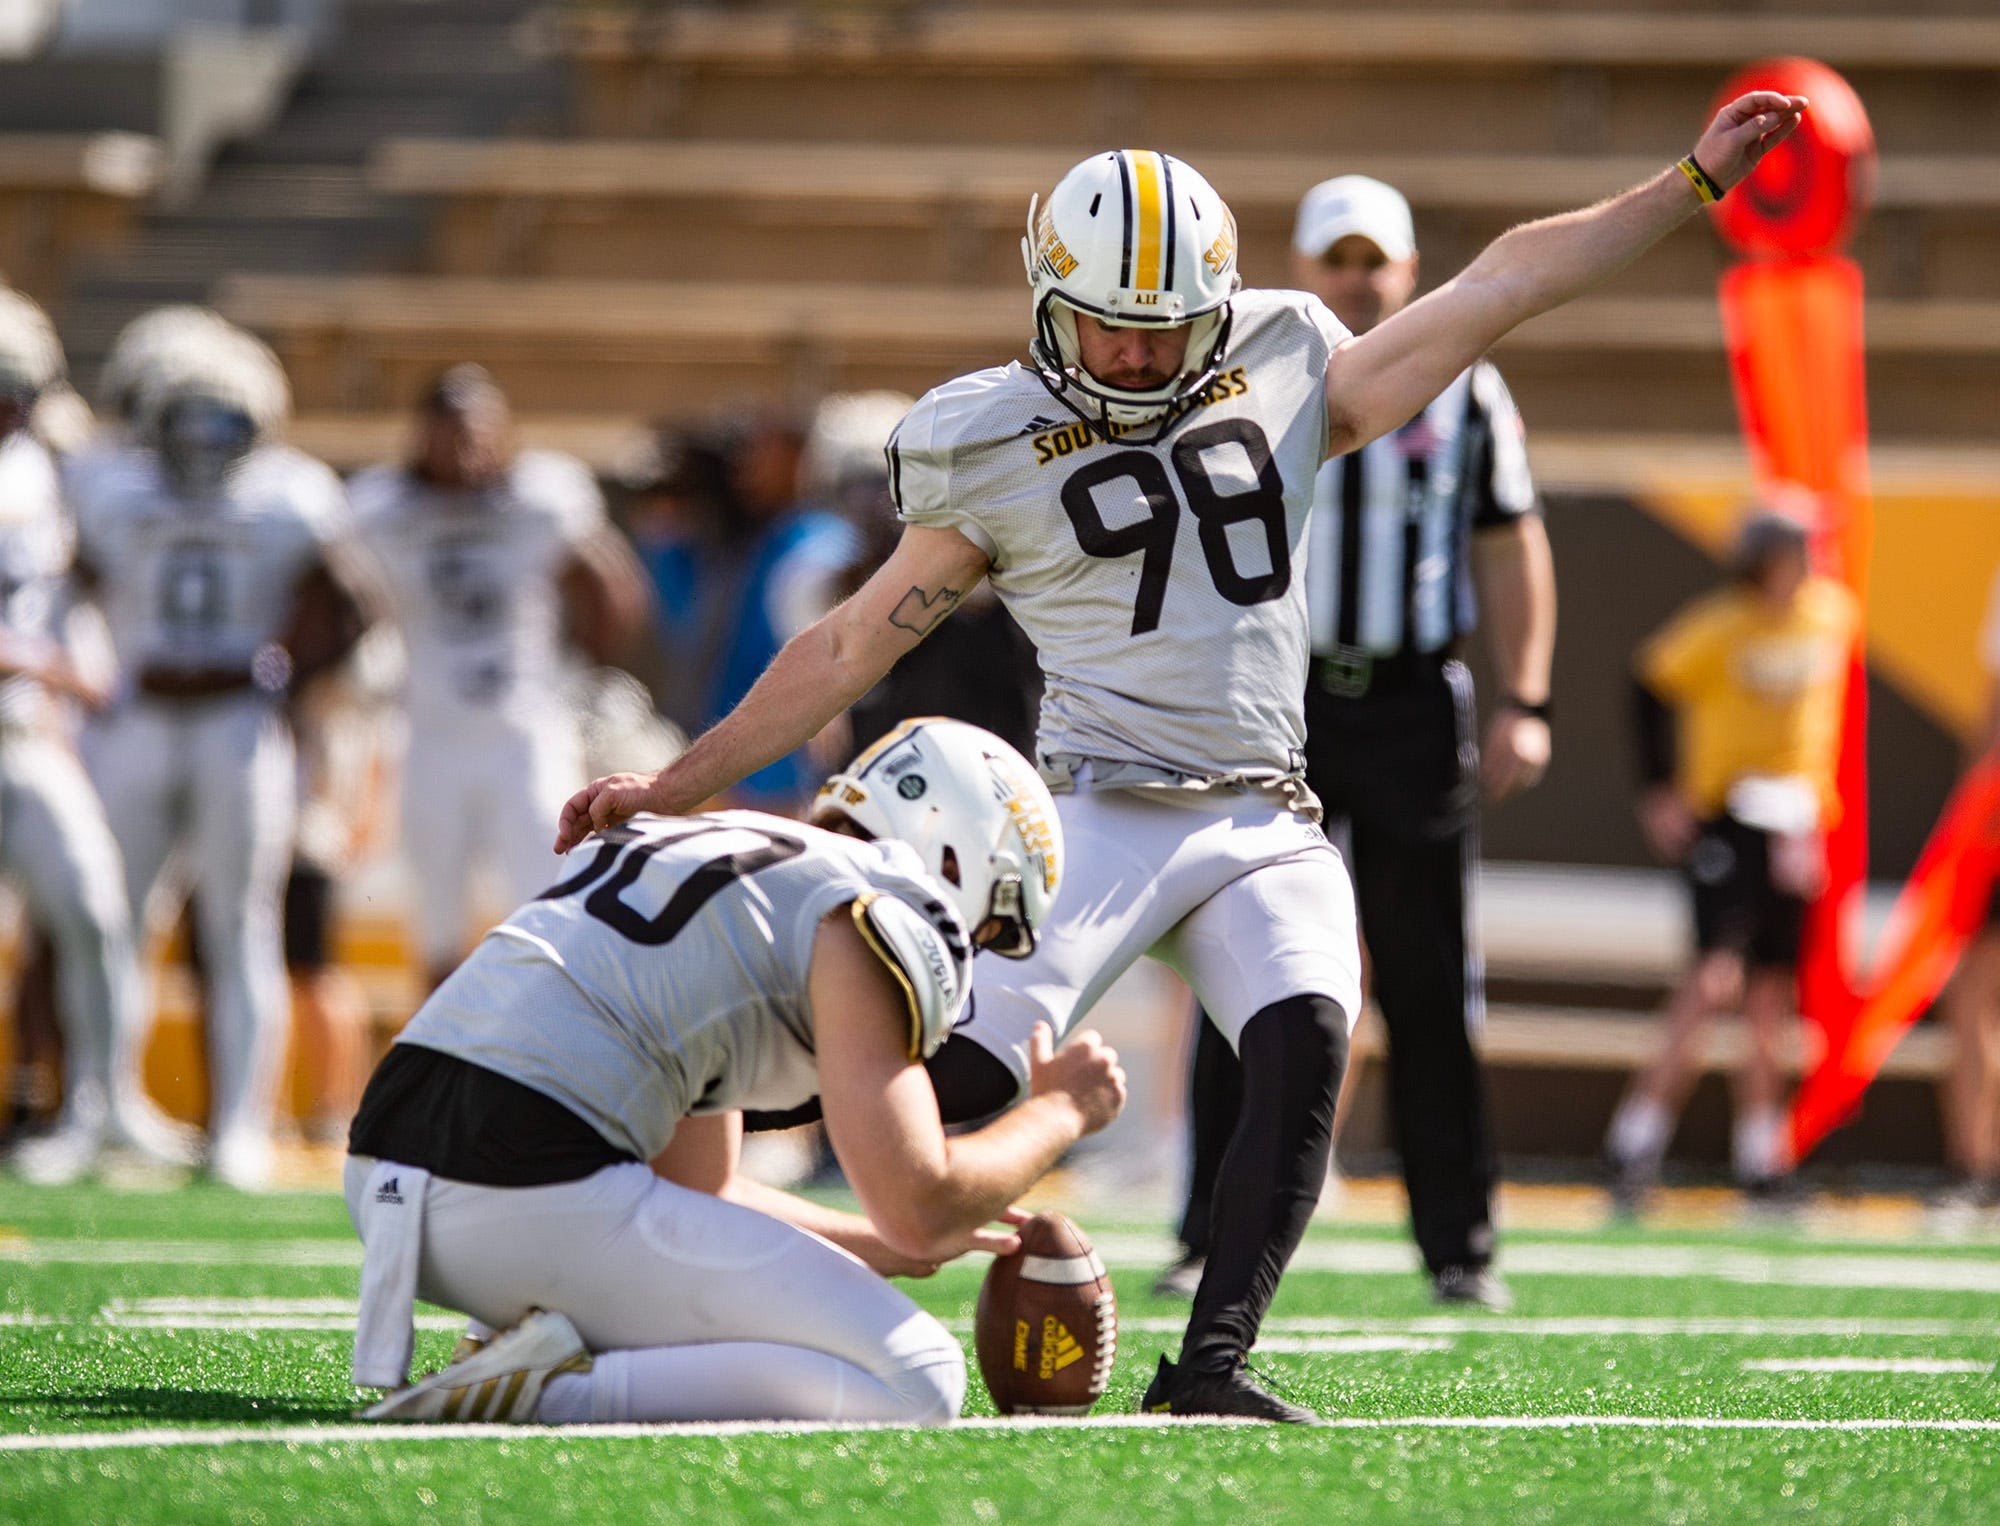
top-left (535, 1341), bottom-right (964, 1427)
top-left (1605, 1096), bottom-right (1670, 1168)
top-left (1732, 1108), bottom-right (1789, 1183)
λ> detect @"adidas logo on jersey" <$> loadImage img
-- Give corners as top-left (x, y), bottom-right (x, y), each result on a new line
top-left (1017, 415), bottom-right (1065, 436)
top-left (375, 1177), bottom-right (404, 1205)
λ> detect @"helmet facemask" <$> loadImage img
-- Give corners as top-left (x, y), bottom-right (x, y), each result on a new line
top-left (811, 718), bottom-right (1063, 963)
top-left (157, 394), bottom-right (259, 500)
top-left (1029, 292), bottom-right (1234, 446)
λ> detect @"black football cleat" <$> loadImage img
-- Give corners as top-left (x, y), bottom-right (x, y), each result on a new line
top-left (1141, 1353), bottom-right (1319, 1425)
top-left (1431, 1265), bottom-right (1515, 1312)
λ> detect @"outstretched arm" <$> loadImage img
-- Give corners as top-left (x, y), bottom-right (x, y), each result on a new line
top-left (1324, 91), bottom-right (1807, 455)
top-left (553, 524), bottom-right (990, 850)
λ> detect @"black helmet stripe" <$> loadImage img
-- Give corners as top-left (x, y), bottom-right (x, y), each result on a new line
top-left (1161, 154), bottom-right (1178, 294)
top-left (1115, 150), bottom-right (1135, 291)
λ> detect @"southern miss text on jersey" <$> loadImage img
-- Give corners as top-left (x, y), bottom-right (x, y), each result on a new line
top-left (396, 812), bottom-right (971, 1162)
top-left (889, 288), bottom-right (1349, 788)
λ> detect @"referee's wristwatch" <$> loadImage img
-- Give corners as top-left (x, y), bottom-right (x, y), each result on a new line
top-left (1499, 695), bottom-right (1552, 723)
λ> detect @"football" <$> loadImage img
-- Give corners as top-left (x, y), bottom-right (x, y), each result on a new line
top-left (973, 1210), bottom-right (1118, 1416)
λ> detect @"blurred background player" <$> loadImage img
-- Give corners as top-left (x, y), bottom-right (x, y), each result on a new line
top-left (349, 720), bottom-right (1116, 1427)
top-left (1932, 561), bottom-right (2000, 1216)
top-left (1605, 504), bottom-right (1858, 1208)
top-left (349, 363), bottom-right (647, 991)
top-left (1158, 176), bottom-right (1554, 1311)
top-left (0, 289), bottom-right (190, 1182)
top-left (706, 409), bottom-right (861, 815)
top-left (281, 622), bottom-right (403, 1144)
top-left (72, 323), bottom-right (374, 1189)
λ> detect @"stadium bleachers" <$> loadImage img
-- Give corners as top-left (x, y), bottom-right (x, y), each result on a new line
top-left (0, 133), bottom-right (161, 303)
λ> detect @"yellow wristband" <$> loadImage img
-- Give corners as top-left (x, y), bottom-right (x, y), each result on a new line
top-left (1676, 155), bottom-right (1723, 204)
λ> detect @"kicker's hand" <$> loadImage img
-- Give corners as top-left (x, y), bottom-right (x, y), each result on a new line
top-left (554, 770), bottom-right (675, 853)
top-left (1027, 1022), bottom-right (1126, 1139)
top-left (1692, 91), bottom-right (1809, 193)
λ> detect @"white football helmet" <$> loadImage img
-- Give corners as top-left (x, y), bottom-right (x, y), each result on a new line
top-left (97, 305), bottom-right (237, 427)
top-left (0, 287), bottom-right (64, 404)
top-left (812, 717), bottom-right (1063, 960)
top-left (144, 327), bottom-right (291, 498)
top-left (1024, 149), bottom-right (1242, 441)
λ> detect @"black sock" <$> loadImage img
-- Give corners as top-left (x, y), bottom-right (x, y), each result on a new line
top-left (1176, 1009), bottom-right (1244, 1257)
top-left (1179, 994), bottom-right (1348, 1375)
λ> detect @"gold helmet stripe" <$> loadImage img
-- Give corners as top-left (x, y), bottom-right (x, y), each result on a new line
top-left (1127, 149), bottom-right (1167, 292)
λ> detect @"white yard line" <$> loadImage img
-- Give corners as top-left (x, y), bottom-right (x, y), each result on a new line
top-left (6, 1414), bottom-right (2000, 1454)
top-left (1256, 1336), bottom-right (1454, 1354)
top-left (1742, 1358), bottom-right (1991, 1374)
top-left (10, 1302), bottom-right (1980, 1341)
top-left (5, 1233), bottom-right (2000, 1290)
top-left (0, 1239), bottom-right (363, 1267)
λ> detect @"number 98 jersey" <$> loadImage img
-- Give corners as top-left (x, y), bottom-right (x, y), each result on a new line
top-left (889, 288), bottom-right (1349, 786)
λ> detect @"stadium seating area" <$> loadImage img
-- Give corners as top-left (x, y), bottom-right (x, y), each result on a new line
top-left (4, 0), bottom-right (1996, 1168)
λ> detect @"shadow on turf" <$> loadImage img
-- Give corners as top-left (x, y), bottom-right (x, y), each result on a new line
top-left (10, 1389), bottom-right (356, 1424)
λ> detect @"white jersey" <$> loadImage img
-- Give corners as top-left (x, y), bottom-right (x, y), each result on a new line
top-left (396, 812), bottom-right (972, 1162)
top-left (70, 443), bottom-right (346, 684)
top-left (349, 450), bottom-right (604, 727)
top-left (889, 287), bottom-right (1348, 790)
top-left (0, 432), bottom-right (75, 729)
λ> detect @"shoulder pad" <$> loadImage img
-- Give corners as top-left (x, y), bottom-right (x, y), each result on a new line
top-left (849, 890), bottom-right (970, 1060)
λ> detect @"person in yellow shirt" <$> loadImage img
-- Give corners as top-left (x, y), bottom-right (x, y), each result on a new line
top-left (1605, 507), bottom-right (1860, 1209)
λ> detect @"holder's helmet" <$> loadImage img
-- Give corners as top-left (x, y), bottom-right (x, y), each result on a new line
top-left (1024, 149), bottom-right (1241, 441)
top-left (812, 718), bottom-right (1063, 961)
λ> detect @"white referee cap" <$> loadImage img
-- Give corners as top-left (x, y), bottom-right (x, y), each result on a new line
top-left (1293, 175), bottom-right (1416, 263)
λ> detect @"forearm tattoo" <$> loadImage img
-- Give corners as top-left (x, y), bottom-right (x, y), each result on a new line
top-left (888, 583), bottom-right (963, 637)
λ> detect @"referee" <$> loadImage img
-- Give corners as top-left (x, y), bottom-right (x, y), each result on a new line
top-left (1159, 176), bottom-right (1556, 1310)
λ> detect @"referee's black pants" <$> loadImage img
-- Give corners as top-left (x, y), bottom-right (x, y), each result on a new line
top-left (1179, 657), bottom-right (1498, 1276)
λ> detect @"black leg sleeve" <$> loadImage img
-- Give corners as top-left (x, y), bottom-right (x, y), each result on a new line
top-left (922, 1033), bottom-right (1020, 1126)
top-left (1179, 994), bottom-right (1348, 1375)
top-left (744, 1032), bottom-right (1021, 1134)
top-left (1176, 1007), bottom-right (1244, 1256)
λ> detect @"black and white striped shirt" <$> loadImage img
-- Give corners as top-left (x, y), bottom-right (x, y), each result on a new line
top-left (1306, 361), bottom-right (1536, 662)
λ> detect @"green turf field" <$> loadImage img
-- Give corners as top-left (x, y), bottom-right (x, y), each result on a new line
top-left (2, 1183), bottom-right (1996, 1524)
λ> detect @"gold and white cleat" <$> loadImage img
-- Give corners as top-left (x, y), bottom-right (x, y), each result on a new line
top-left (361, 1309), bottom-right (591, 1423)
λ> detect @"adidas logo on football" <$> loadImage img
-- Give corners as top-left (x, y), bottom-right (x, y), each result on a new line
top-left (375, 1177), bottom-right (403, 1205)
top-left (1017, 415), bottom-right (1064, 436)
top-left (1037, 1315), bottom-right (1084, 1380)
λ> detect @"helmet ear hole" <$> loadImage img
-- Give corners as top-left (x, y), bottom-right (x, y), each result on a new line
top-left (939, 846), bottom-right (962, 888)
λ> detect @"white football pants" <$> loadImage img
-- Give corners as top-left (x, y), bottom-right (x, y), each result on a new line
top-left (83, 696), bottom-right (296, 1143)
top-left (0, 730), bottom-right (148, 1118)
top-left (400, 718), bottom-right (582, 970)
top-left (344, 1156), bottom-right (965, 1426)
top-left (960, 782), bottom-right (1364, 1094)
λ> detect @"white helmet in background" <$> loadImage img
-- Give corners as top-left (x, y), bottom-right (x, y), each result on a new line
top-left (144, 326), bottom-right (292, 497)
top-left (97, 305), bottom-right (237, 427)
top-left (0, 287), bottom-right (65, 405)
top-left (1023, 149), bottom-right (1242, 440)
top-left (798, 389), bottom-right (914, 504)
top-left (812, 717), bottom-right (1063, 960)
